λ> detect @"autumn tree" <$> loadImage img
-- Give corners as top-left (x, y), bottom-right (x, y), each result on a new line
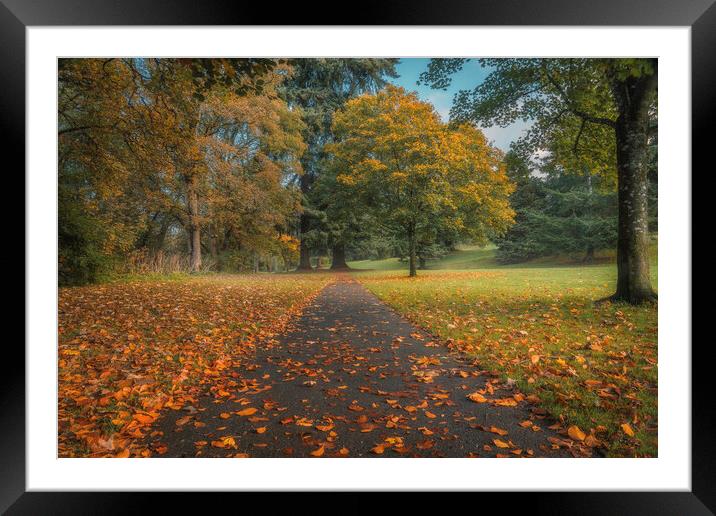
top-left (58, 58), bottom-right (304, 283)
top-left (328, 86), bottom-right (514, 277)
top-left (280, 59), bottom-right (398, 270)
top-left (420, 58), bottom-right (657, 303)
top-left (58, 59), bottom-right (171, 283)
top-left (193, 74), bottom-right (305, 269)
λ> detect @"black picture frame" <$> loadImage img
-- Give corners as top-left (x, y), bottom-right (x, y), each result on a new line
top-left (6, 0), bottom-right (709, 512)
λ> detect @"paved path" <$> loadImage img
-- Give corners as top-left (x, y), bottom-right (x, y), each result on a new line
top-left (150, 277), bottom-right (574, 458)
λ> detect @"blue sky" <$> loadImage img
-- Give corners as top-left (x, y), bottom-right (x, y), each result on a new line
top-left (388, 58), bottom-right (528, 152)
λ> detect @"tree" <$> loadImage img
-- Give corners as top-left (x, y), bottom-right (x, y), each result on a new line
top-left (420, 58), bottom-right (657, 303)
top-left (495, 152), bottom-right (617, 264)
top-left (58, 58), bottom-right (305, 282)
top-left (281, 59), bottom-right (398, 270)
top-left (328, 85), bottom-right (514, 277)
top-left (58, 58), bottom-right (170, 283)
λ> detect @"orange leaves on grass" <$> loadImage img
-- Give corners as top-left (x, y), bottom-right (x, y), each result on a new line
top-left (57, 275), bottom-right (330, 457)
top-left (359, 273), bottom-right (657, 457)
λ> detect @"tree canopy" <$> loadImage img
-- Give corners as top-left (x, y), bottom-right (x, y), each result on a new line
top-left (59, 58), bottom-right (304, 283)
top-left (327, 85), bottom-right (514, 276)
top-left (420, 58), bottom-right (657, 303)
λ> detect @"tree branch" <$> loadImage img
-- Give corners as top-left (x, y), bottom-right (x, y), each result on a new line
top-left (573, 118), bottom-right (587, 155)
top-left (542, 67), bottom-right (617, 129)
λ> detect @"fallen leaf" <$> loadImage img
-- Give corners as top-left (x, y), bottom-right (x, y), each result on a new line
top-left (567, 425), bottom-right (586, 441)
top-left (371, 444), bottom-right (385, 455)
top-left (488, 426), bottom-right (508, 436)
top-left (467, 392), bottom-right (487, 403)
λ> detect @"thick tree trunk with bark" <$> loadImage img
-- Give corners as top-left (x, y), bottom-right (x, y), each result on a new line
top-left (407, 225), bottom-right (417, 277)
top-left (610, 66), bottom-right (657, 304)
top-left (330, 243), bottom-right (349, 270)
top-left (187, 175), bottom-right (202, 273)
top-left (296, 171), bottom-right (314, 271)
top-left (297, 212), bottom-right (313, 270)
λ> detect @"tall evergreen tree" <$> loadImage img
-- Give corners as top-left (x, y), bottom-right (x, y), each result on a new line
top-left (280, 59), bottom-right (398, 270)
top-left (496, 152), bottom-right (617, 264)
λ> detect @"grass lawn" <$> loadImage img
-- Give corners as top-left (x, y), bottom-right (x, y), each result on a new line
top-left (351, 245), bottom-right (658, 457)
top-left (58, 273), bottom-right (332, 457)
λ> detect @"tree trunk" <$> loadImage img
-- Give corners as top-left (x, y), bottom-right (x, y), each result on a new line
top-left (187, 175), bottom-right (202, 273)
top-left (208, 226), bottom-right (218, 261)
top-left (610, 67), bottom-right (657, 304)
top-left (583, 244), bottom-right (595, 263)
top-left (330, 243), bottom-right (349, 270)
top-left (296, 172), bottom-right (313, 271)
top-left (408, 225), bottom-right (417, 277)
top-left (153, 217), bottom-right (170, 255)
top-left (297, 212), bottom-right (312, 270)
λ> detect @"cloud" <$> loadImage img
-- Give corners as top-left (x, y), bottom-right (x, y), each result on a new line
top-left (481, 122), bottom-right (530, 152)
top-left (422, 91), bottom-right (453, 121)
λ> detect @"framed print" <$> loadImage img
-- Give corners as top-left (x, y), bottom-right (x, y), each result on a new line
top-left (7, 0), bottom-right (711, 512)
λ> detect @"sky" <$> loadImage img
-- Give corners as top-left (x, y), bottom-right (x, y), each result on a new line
top-left (388, 58), bottom-right (528, 152)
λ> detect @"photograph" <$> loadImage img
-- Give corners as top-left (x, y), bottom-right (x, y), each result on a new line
top-left (57, 56), bottom-right (659, 459)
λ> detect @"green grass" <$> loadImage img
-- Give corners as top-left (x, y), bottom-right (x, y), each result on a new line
top-left (350, 242), bottom-right (657, 275)
top-left (351, 245), bottom-right (658, 457)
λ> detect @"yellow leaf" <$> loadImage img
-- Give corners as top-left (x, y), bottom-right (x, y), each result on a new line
top-left (236, 407), bottom-right (257, 416)
top-left (621, 423), bottom-right (635, 437)
top-left (493, 398), bottom-right (518, 407)
top-left (133, 412), bottom-right (156, 425)
top-left (211, 436), bottom-right (236, 449)
top-left (493, 439), bottom-right (510, 448)
top-left (567, 425), bottom-right (586, 441)
top-left (467, 392), bottom-right (487, 403)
